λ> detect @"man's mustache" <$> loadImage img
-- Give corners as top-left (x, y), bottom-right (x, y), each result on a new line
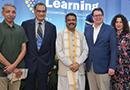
top-left (69, 23), bottom-right (75, 25)
top-left (7, 16), bottom-right (15, 19)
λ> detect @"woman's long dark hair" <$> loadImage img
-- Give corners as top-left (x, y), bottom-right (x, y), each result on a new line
top-left (111, 14), bottom-right (129, 35)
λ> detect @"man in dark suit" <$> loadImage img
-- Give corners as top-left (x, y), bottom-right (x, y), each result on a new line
top-left (21, 2), bottom-right (57, 90)
top-left (84, 8), bottom-right (117, 90)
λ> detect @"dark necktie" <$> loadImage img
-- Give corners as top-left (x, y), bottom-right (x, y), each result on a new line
top-left (37, 22), bottom-right (43, 50)
top-left (37, 22), bottom-right (43, 39)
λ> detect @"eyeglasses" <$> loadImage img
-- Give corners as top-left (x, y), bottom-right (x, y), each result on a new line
top-left (36, 10), bottom-right (46, 13)
top-left (93, 14), bottom-right (103, 18)
top-left (66, 19), bottom-right (76, 21)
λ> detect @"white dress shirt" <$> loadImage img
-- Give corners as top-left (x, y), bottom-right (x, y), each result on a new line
top-left (93, 23), bottom-right (103, 44)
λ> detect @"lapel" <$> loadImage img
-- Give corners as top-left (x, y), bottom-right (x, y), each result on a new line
top-left (90, 26), bottom-right (94, 45)
top-left (30, 19), bottom-right (38, 50)
top-left (94, 23), bottom-right (105, 44)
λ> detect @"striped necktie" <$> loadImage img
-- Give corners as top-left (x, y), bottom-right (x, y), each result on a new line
top-left (37, 22), bottom-right (43, 39)
top-left (37, 22), bottom-right (43, 50)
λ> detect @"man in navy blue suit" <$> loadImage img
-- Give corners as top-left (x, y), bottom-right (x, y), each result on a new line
top-left (21, 2), bottom-right (57, 90)
top-left (84, 8), bottom-right (117, 90)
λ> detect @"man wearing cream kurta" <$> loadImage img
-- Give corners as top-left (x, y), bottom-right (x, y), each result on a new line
top-left (56, 13), bottom-right (89, 90)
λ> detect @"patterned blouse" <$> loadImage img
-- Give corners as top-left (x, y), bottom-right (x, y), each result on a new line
top-left (110, 33), bottom-right (130, 90)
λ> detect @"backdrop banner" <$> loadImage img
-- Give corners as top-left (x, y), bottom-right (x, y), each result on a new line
top-left (0, 0), bottom-right (130, 32)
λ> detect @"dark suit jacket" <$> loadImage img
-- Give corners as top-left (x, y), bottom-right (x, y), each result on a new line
top-left (84, 23), bottom-right (117, 74)
top-left (22, 19), bottom-right (56, 73)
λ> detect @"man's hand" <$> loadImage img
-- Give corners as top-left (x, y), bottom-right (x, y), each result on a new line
top-left (69, 62), bottom-right (79, 72)
top-left (13, 68), bottom-right (23, 79)
top-left (3, 64), bottom-right (15, 74)
top-left (108, 68), bottom-right (115, 76)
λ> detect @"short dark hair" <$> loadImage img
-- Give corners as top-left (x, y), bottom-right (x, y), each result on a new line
top-left (2, 3), bottom-right (16, 11)
top-left (92, 7), bottom-right (104, 16)
top-left (34, 2), bottom-right (47, 11)
top-left (65, 13), bottom-right (77, 21)
top-left (111, 14), bottom-right (129, 35)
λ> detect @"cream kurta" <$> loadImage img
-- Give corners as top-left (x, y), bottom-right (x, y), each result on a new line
top-left (56, 30), bottom-right (89, 90)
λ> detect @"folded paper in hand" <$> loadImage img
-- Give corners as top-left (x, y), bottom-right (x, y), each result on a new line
top-left (7, 69), bottom-right (28, 82)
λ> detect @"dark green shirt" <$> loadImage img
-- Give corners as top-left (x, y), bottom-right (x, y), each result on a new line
top-left (0, 20), bottom-right (28, 76)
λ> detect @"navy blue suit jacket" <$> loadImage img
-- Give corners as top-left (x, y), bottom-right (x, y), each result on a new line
top-left (22, 19), bottom-right (56, 73)
top-left (84, 23), bottom-right (117, 74)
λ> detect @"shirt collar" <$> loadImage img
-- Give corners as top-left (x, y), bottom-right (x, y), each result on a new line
top-left (93, 23), bottom-right (103, 29)
top-left (2, 20), bottom-right (16, 28)
top-left (35, 18), bottom-right (45, 25)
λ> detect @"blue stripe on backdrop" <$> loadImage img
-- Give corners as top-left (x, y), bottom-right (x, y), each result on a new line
top-left (121, 0), bottom-right (130, 21)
